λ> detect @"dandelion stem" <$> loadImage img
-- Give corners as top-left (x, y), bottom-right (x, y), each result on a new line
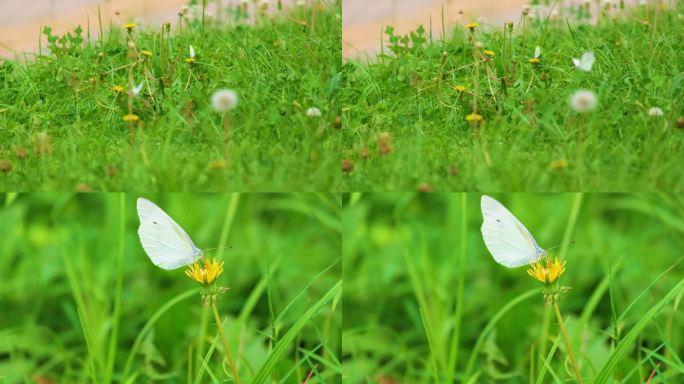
top-left (553, 302), bottom-right (584, 384)
top-left (211, 302), bottom-right (242, 384)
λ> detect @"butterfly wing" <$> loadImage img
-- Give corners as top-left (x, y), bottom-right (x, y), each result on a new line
top-left (137, 198), bottom-right (203, 270)
top-left (581, 52), bottom-right (595, 71)
top-left (480, 195), bottom-right (546, 268)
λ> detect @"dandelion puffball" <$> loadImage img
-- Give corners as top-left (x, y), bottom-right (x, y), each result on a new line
top-left (648, 107), bottom-right (664, 117)
top-left (570, 90), bottom-right (597, 113)
top-left (572, 51), bottom-right (595, 72)
top-left (306, 107), bottom-right (322, 117)
top-left (211, 89), bottom-right (239, 113)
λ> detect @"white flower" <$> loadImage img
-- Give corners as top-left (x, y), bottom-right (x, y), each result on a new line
top-left (572, 52), bottom-right (595, 71)
top-left (306, 107), bottom-right (322, 117)
top-left (570, 90), bottom-right (597, 113)
top-left (534, 46), bottom-right (541, 59)
top-left (189, 45), bottom-right (195, 59)
top-left (211, 89), bottom-right (238, 113)
top-left (648, 107), bottom-right (664, 117)
top-left (132, 81), bottom-right (144, 96)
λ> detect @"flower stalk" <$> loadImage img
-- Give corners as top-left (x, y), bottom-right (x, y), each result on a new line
top-left (553, 302), bottom-right (584, 384)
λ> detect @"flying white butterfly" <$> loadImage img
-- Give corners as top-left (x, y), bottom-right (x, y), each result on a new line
top-left (572, 51), bottom-right (595, 72)
top-left (189, 45), bottom-right (196, 59)
top-left (480, 195), bottom-right (546, 268)
top-left (534, 46), bottom-right (541, 59)
top-left (137, 197), bottom-right (204, 270)
top-left (132, 81), bottom-right (144, 96)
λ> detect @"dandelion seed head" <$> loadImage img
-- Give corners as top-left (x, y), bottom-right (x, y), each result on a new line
top-left (570, 90), bottom-right (597, 113)
top-left (211, 89), bottom-right (239, 113)
top-left (306, 107), bottom-right (322, 117)
top-left (648, 107), bottom-right (664, 117)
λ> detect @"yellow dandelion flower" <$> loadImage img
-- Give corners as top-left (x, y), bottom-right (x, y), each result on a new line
top-left (122, 113), bottom-right (140, 123)
top-left (465, 113), bottom-right (483, 122)
top-left (124, 22), bottom-right (136, 31)
top-left (484, 50), bottom-right (495, 57)
top-left (141, 50), bottom-right (153, 58)
top-left (453, 85), bottom-right (467, 93)
top-left (185, 259), bottom-right (224, 285)
top-left (185, 57), bottom-right (196, 65)
top-left (527, 258), bottom-right (566, 284)
top-left (208, 159), bottom-right (228, 169)
top-left (112, 85), bottom-right (125, 93)
top-left (529, 57), bottom-right (541, 64)
top-left (465, 22), bottom-right (479, 30)
top-left (550, 159), bottom-right (568, 170)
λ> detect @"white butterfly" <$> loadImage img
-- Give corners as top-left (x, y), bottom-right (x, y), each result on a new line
top-left (534, 46), bottom-right (541, 59)
top-left (132, 81), bottom-right (144, 96)
top-left (189, 45), bottom-right (196, 59)
top-left (572, 51), bottom-right (595, 72)
top-left (137, 197), bottom-right (204, 270)
top-left (480, 195), bottom-right (546, 268)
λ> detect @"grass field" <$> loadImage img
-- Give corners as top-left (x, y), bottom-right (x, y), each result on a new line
top-left (341, 2), bottom-right (684, 192)
top-left (0, 193), bottom-right (341, 383)
top-left (343, 193), bottom-right (684, 383)
top-left (0, 1), bottom-right (341, 192)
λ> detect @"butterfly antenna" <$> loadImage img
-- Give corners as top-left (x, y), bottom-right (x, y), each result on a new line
top-left (202, 246), bottom-right (234, 252)
top-left (546, 240), bottom-right (575, 252)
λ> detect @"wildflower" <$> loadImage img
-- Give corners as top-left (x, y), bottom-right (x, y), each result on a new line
top-left (465, 113), bottom-right (483, 122)
top-left (648, 107), bottom-right (664, 117)
top-left (34, 132), bottom-right (52, 155)
top-left (378, 132), bottom-right (392, 155)
top-left (529, 46), bottom-right (541, 64)
top-left (522, 5), bottom-right (531, 15)
top-left (0, 159), bottom-right (11, 173)
top-left (208, 159), bottom-right (228, 169)
top-left (75, 183), bottom-right (92, 192)
top-left (417, 183), bottom-right (433, 193)
top-left (123, 22), bottom-right (136, 31)
top-left (185, 258), bottom-right (224, 286)
top-left (550, 159), bottom-right (568, 170)
top-left (506, 21), bottom-right (514, 30)
top-left (483, 50), bottom-right (495, 57)
top-left (465, 22), bottom-right (479, 30)
top-left (342, 159), bottom-right (354, 173)
top-left (16, 147), bottom-right (28, 160)
top-left (306, 107), bottom-right (322, 117)
top-left (569, 90), bottom-right (597, 113)
top-left (112, 85), bottom-right (125, 93)
top-left (453, 85), bottom-right (467, 93)
top-left (211, 89), bottom-right (239, 113)
top-left (572, 51), bottom-right (595, 72)
top-left (123, 113), bottom-right (140, 122)
top-left (527, 257), bottom-right (566, 285)
top-left (141, 50), bottom-right (153, 58)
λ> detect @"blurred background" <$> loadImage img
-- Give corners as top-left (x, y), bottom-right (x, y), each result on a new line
top-left (343, 0), bottom-right (644, 59)
top-left (0, 0), bottom-right (302, 58)
top-left (343, 193), bottom-right (684, 383)
top-left (0, 193), bottom-right (341, 382)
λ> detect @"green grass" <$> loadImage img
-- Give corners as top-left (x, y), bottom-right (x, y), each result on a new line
top-left (0, 1), bottom-right (341, 191)
top-left (342, 193), bottom-right (684, 383)
top-left (0, 193), bottom-right (341, 383)
top-left (341, 2), bottom-right (684, 192)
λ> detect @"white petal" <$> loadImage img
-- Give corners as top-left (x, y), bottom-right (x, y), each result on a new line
top-left (189, 45), bottom-right (195, 58)
top-left (133, 81), bottom-right (144, 96)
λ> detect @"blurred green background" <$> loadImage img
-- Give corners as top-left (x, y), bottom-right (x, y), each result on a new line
top-left (0, 193), bottom-right (341, 383)
top-left (342, 193), bottom-right (684, 383)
